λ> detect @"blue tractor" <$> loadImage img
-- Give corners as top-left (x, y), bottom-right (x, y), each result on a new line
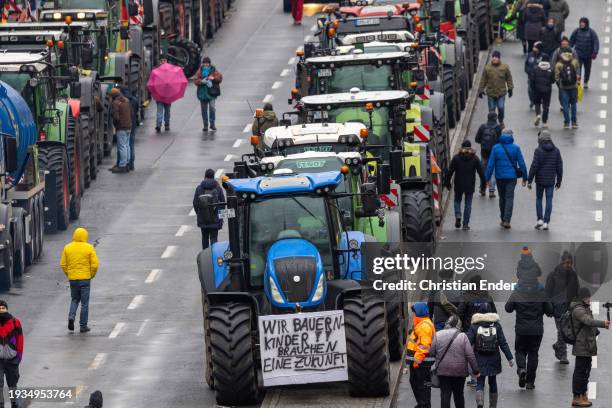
top-left (197, 170), bottom-right (404, 405)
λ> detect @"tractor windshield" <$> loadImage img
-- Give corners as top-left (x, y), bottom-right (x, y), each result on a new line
top-left (248, 195), bottom-right (335, 286)
top-left (0, 73), bottom-right (35, 113)
top-left (44, 0), bottom-right (108, 9)
top-left (326, 64), bottom-right (392, 93)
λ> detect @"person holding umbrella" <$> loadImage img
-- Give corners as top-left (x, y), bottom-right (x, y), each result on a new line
top-left (155, 58), bottom-right (171, 132)
top-left (146, 58), bottom-right (189, 133)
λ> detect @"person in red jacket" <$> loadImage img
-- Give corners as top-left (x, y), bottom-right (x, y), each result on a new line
top-left (291, 0), bottom-right (303, 25)
top-left (0, 300), bottom-right (23, 408)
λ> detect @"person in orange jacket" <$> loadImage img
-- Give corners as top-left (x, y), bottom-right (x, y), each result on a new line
top-left (406, 302), bottom-right (436, 408)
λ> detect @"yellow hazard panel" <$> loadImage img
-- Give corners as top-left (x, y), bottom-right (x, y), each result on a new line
top-left (406, 105), bottom-right (421, 134)
top-left (366, 150), bottom-right (377, 177)
top-left (403, 142), bottom-right (421, 177)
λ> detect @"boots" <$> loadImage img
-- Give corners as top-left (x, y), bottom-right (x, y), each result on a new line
top-left (476, 390), bottom-right (485, 408)
top-left (572, 394), bottom-right (592, 407)
top-left (580, 394), bottom-right (593, 407)
top-left (489, 393), bottom-right (498, 408)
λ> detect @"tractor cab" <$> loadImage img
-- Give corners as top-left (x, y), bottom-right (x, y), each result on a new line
top-left (339, 1), bottom-right (421, 18)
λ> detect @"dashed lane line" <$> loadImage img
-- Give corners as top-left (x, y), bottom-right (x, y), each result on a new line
top-left (602, 83), bottom-right (609, 91)
top-left (600, 110), bottom-right (607, 119)
top-left (161, 245), bottom-right (178, 258)
top-left (598, 139), bottom-right (606, 149)
top-left (145, 269), bottom-right (161, 283)
top-left (136, 319), bottom-right (150, 337)
top-left (304, 35), bottom-right (312, 42)
top-left (243, 123), bottom-right (251, 133)
top-left (108, 322), bottom-right (126, 339)
top-left (272, 81), bottom-right (283, 90)
top-left (233, 138), bottom-right (244, 148)
top-left (215, 168), bottom-right (225, 179)
top-left (224, 154), bottom-right (234, 162)
top-left (601, 96), bottom-right (608, 104)
top-left (606, 37), bottom-right (611, 44)
top-left (593, 356), bottom-right (598, 369)
top-left (594, 231), bottom-right (602, 241)
top-left (262, 94), bottom-right (274, 103)
top-left (595, 210), bottom-right (603, 222)
top-left (280, 68), bottom-right (291, 77)
top-left (596, 156), bottom-right (605, 167)
top-left (605, 26), bottom-right (610, 34)
top-left (595, 191), bottom-right (603, 201)
top-left (288, 57), bottom-right (297, 65)
top-left (603, 71), bottom-right (608, 79)
top-left (588, 382), bottom-right (597, 400)
top-left (592, 301), bottom-right (600, 315)
top-left (127, 295), bottom-right (145, 310)
top-left (603, 58), bottom-right (609, 66)
top-left (599, 124), bottom-right (607, 133)
top-left (189, 208), bottom-right (196, 217)
top-left (596, 173), bottom-right (604, 184)
top-left (88, 353), bottom-right (107, 370)
top-left (175, 225), bottom-right (191, 237)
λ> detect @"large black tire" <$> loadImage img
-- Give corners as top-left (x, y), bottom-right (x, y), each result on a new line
top-left (435, 109), bottom-right (450, 178)
top-left (203, 297), bottom-right (214, 389)
top-left (344, 296), bottom-right (390, 397)
top-left (25, 200), bottom-right (35, 267)
top-left (78, 112), bottom-right (92, 188)
top-left (36, 195), bottom-right (44, 255)
top-left (168, 38), bottom-right (201, 78)
top-left (401, 189), bottom-right (434, 242)
top-left (13, 221), bottom-right (25, 278)
top-left (66, 111), bottom-right (83, 221)
top-left (209, 303), bottom-right (259, 406)
top-left (102, 93), bottom-right (114, 157)
top-left (386, 301), bottom-right (404, 362)
top-left (129, 57), bottom-right (143, 106)
top-left (443, 67), bottom-right (457, 129)
top-left (0, 235), bottom-right (13, 291)
top-left (475, 0), bottom-right (491, 51)
top-left (38, 145), bottom-right (70, 231)
top-left (283, 0), bottom-right (291, 12)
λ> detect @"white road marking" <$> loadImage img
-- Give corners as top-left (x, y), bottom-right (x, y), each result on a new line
top-left (602, 83), bottom-right (609, 91)
top-left (598, 139), bottom-right (606, 149)
top-left (604, 47), bottom-right (611, 55)
top-left (271, 81), bottom-right (283, 90)
top-left (604, 58), bottom-right (610, 66)
top-left (136, 319), bottom-right (150, 336)
top-left (596, 173), bottom-right (604, 184)
top-left (595, 210), bottom-right (603, 222)
top-left (127, 295), bottom-right (145, 310)
top-left (593, 356), bottom-right (598, 368)
top-left (601, 96), bottom-right (608, 104)
top-left (223, 154), bottom-right (234, 162)
top-left (595, 191), bottom-right (603, 201)
top-left (606, 37), bottom-right (611, 44)
top-left (592, 301), bottom-right (600, 315)
top-left (214, 168), bottom-right (225, 179)
top-left (310, 24), bottom-right (317, 32)
top-left (588, 382), bottom-right (597, 399)
top-left (603, 71), bottom-right (609, 79)
top-left (233, 139), bottom-right (243, 148)
top-left (280, 68), bottom-right (291, 77)
top-left (242, 123), bottom-right (251, 133)
top-left (304, 35), bottom-right (312, 42)
top-left (189, 208), bottom-right (196, 217)
top-left (88, 353), bottom-right (107, 370)
top-left (161, 245), bottom-right (177, 258)
top-left (145, 269), bottom-right (161, 283)
top-left (288, 57), bottom-right (297, 65)
top-left (607, 16), bottom-right (611, 23)
top-left (596, 156), bottom-right (605, 167)
top-left (175, 225), bottom-right (191, 237)
top-left (108, 322), bottom-right (125, 339)
top-left (594, 231), bottom-right (602, 242)
top-left (600, 110), bottom-right (607, 119)
top-left (599, 124), bottom-right (607, 133)
top-left (606, 26), bottom-right (610, 34)
top-left (262, 94), bottom-right (274, 103)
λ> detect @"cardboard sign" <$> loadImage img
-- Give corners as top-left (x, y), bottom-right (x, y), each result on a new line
top-left (258, 310), bottom-right (348, 387)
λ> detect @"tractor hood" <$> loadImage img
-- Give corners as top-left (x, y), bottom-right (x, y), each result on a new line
top-left (265, 238), bottom-right (326, 308)
top-left (226, 171), bottom-right (342, 196)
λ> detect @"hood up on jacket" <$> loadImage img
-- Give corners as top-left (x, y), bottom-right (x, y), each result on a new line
top-left (499, 133), bottom-right (514, 144)
top-left (560, 50), bottom-right (574, 62)
top-left (412, 302), bottom-right (429, 317)
top-left (199, 178), bottom-right (219, 191)
top-left (471, 312), bottom-right (500, 324)
top-left (459, 147), bottom-right (477, 159)
top-left (486, 112), bottom-right (498, 125)
top-left (262, 110), bottom-right (277, 121)
top-left (73, 227), bottom-right (88, 243)
top-left (537, 60), bottom-right (551, 70)
top-left (517, 253), bottom-right (542, 280)
top-left (579, 17), bottom-right (590, 28)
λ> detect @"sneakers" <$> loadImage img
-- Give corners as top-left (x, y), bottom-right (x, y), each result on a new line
top-left (542, 223), bottom-right (549, 230)
top-left (155, 127), bottom-right (161, 133)
top-left (563, 122), bottom-right (570, 129)
top-left (534, 115), bottom-right (541, 126)
top-left (80, 326), bottom-right (91, 333)
top-left (210, 124), bottom-right (217, 131)
top-left (503, 222), bottom-right (511, 229)
top-left (572, 122), bottom-right (579, 129)
top-left (553, 343), bottom-right (569, 363)
top-left (489, 191), bottom-right (496, 198)
top-left (518, 369), bottom-right (526, 388)
top-left (455, 218), bottom-right (461, 229)
top-left (164, 125), bottom-right (170, 131)
top-left (68, 319), bottom-right (74, 331)
top-left (526, 383), bottom-right (535, 390)
top-left (479, 188), bottom-right (486, 197)
top-left (535, 219), bottom-right (544, 230)
top-left (462, 225), bottom-right (470, 231)
top-left (202, 127), bottom-right (208, 132)
top-left (128, 162), bottom-right (135, 171)
top-left (111, 166), bottom-right (128, 174)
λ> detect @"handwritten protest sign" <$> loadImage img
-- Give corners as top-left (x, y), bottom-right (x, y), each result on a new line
top-left (258, 310), bottom-right (348, 386)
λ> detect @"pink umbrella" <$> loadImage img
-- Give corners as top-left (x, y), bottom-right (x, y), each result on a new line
top-left (147, 63), bottom-right (188, 104)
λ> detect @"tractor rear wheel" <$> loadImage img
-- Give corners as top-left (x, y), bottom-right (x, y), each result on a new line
top-left (78, 112), bottom-right (92, 188)
top-left (386, 301), bottom-right (404, 361)
top-left (209, 303), bottom-right (259, 406)
top-left (476, 0), bottom-right (491, 50)
top-left (0, 235), bottom-right (13, 291)
top-left (66, 111), bottom-right (83, 221)
top-left (345, 296), bottom-right (390, 397)
top-left (103, 93), bottom-right (114, 157)
top-left (38, 145), bottom-right (70, 231)
top-left (435, 109), bottom-right (450, 177)
top-left (401, 189), bottom-right (435, 243)
top-left (443, 67), bottom-right (457, 129)
top-left (203, 297), bottom-right (214, 389)
top-left (168, 38), bottom-right (201, 78)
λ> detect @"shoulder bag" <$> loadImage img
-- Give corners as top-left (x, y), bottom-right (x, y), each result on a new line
top-left (501, 144), bottom-right (523, 178)
top-left (430, 329), bottom-right (461, 388)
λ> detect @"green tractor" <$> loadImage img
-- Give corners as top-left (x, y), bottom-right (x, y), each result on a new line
top-left (0, 48), bottom-right (83, 232)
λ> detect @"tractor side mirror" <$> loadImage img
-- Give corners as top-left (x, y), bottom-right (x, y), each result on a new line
top-left (356, 183), bottom-right (379, 218)
top-left (377, 163), bottom-right (391, 195)
top-left (389, 150), bottom-right (403, 182)
top-left (70, 82), bottom-right (81, 99)
top-left (120, 25), bottom-right (130, 40)
top-left (5, 137), bottom-right (17, 173)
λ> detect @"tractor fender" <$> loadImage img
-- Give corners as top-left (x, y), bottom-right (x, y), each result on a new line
top-left (429, 78), bottom-right (442, 93)
top-left (10, 207), bottom-right (24, 253)
top-left (106, 52), bottom-right (130, 85)
top-left (429, 91), bottom-right (445, 125)
top-left (129, 25), bottom-right (144, 59)
top-left (420, 105), bottom-right (434, 130)
top-left (78, 75), bottom-right (96, 110)
top-left (0, 203), bottom-right (11, 246)
top-left (442, 42), bottom-right (456, 67)
top-left (454, 36), bottom-right (465, 69)
top-left (385, 209), bottom-right (401, 243)
top-left (142, 0), bottom-right (160, 27)
top-left (197, 242), bottom-right (231, 294)
top-left (325, 280), bottom-right (361, 311)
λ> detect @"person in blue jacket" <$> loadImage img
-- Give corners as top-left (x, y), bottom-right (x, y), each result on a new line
top-left (485, 130), bottom-right (528, 229)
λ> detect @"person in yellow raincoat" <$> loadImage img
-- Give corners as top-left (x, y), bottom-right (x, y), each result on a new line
top-left (60, 228), bottom-right (99, 333)
top-left (406, 302), bottom-right (436, 407)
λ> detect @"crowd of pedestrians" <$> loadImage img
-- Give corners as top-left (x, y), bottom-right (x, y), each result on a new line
top-left (409, 250), bottom-right (610, 408)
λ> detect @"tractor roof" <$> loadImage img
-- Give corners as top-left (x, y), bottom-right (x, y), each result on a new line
top-left (301, 89), bottom-right (409, 106)
top-left (227, 171), bottom-right (343, 195)
top-left (261, 151), bottom-right (361, 167)
top-left (306, 51), bottom-right (409, 64)
top-left (0, 29), bottom-right (65, 44)
top-left (0, 52), bottom-right (48, 72)
top-left (336, 16), bottom-right (411, 35)
top-left (39, 9), bottom-right (108, 22)
top-left (0, 22), bottom-right (89, 31)
top-left (263, 122), bottom-right (366, 146)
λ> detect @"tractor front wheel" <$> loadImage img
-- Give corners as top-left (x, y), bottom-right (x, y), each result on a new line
top-left (38, 145), bottom-right (70, 231)
top-left (401, 189), bottom-right (435, 243)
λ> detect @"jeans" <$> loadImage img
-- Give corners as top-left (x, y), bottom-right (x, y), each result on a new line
top-left (487, 95), bottom-right (506, 123)
top-left (496, 178), bottom-right (517, 222)
top-left (527, 80), bottom-right (535, 105)
top-left (481, 152), bottom-right (496, 192)
top-left (476, 375), bottom-right (498, 393)
top-left (554, 315), bottom-right (568, 357)
top-left (409, 363), bottom-right (432, 407)
top-left (559, 88), bottom-right (577, 124)
top-left (0, 360), bottom-right (19, 406)
top-left (117, 123), bottom-right (136, 167)
top-left (536, 184), bottom-right (554, 223)
top-left (200, 99), bottom-right (216, 128)
top-left (156, 102), bottom-right (171, 128)
top-left (515, 334), bottom-right (543, 383)
top-left (579, 57), bottom-right (593, 84)
top-left (534, 90), bottom-right (552, 123)
top-left (201, 228), bottom-right (219, 250)
top-left (116, 129), bottom-right (130, 168)
top-left (572, 356), bottom-right (592, 395)
top-left (439, 376), bottom-right (466, 408)
top-left (454, 191), bottom-right (473, 226)
top-left (69, 279), bottom-right (91, 328)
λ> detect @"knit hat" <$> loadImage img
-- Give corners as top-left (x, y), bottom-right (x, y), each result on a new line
top-left (263, 103), bottom-right (274, 111)
top-left (534, 41), bottom-right (543, 51)
top-left (487, 112), bottom-right (498, 122)
top-left (538, 129), bottom-right (552, 142)
top-left (462, 140), bottom-right (472, 148)
top-left (0, 300), bottom-right (7, 309)
top-left (578, 287), bottom-right (592, 300)
top-left (205, 169), bottom-right (215, 179)
top-left (561, 250), bottom-right (573, 262)
top-left (109, 87), bottom-right (120, 97)
top-left (492, 50), bottom-right (501, 58)
top-left (501, 129), bottom-right (513, 137)
top-left (521, 246), bottom-right (531, 255)
top-left (561, 36), bottom-right (570, 43)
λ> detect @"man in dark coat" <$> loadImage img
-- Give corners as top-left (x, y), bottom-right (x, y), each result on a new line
top-left (523, 1), bottom-right (546, 51)
top-left (545, 251), bottom-right (579, 364)
top-left (570, 17), bottom-right (599, 88)
top-left (527, 130), bottom-right (563, 230)
top-left (524, 41), bottom-right (543, 108)
top-left (530, 54), bottom-right (555, 127)
top-left (446, 140), bottom-right (485, 230)
top-left (475, 112), bottom-right (502, 198)
top-left (505, 274), bottom-right (553, 389)
top-left (570, 288), bottom-right (609, 407)
top-left (540, 18), bottom-right (561, 59)
top-left (118, 86), bottom-right (139, 171)
top-left (548, 0), bottom-right (569, 33)
top-left (193, 169), bottom-right (225, 250)
top-left (84, 391), bottom-right (103, 408)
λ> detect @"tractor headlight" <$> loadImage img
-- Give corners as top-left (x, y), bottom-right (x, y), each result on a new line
top-left (269, 277), bottom-right (284, 304)
top-left (339, 135), bottom-right (348, 144)
top-left (267, 163), bottom-right (274, 171)
top-left (311, 273), bottom-right (325, 302)
top-left (349, 239), bottom-right (359, 250)
top-left (77, 12), bottom-right (86, 19)
top-left (223, 250), bottom-right (233, 260)
top-left (352, 157), bottom-right (360, 165)
top-left (344, 158), bottom-right (351, 165)
top-left (53, 12), bottom-right (62, 20)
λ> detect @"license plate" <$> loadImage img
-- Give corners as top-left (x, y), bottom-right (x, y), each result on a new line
top-left (312, 111), bottom-right (329, 120)
top-left (318, 68), bottom-right (332, 77)
top-left (303, 146), bottom-right (333, 152)
top-left (355, 18), bottom-right (380, 26)
top-left (218, 209), bottom-right (235, 219)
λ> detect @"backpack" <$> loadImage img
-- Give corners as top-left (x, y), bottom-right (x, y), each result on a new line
top-left (479, 125), bottom-right (498, 152)
top-left (475, 323), bottom-right (499, 353)
top-left (198, 188), bottom-right (220, 225)
top-left (559, 59), bottom-right (577, 87)
top-left (559, 304), bottom-right (582, 345)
